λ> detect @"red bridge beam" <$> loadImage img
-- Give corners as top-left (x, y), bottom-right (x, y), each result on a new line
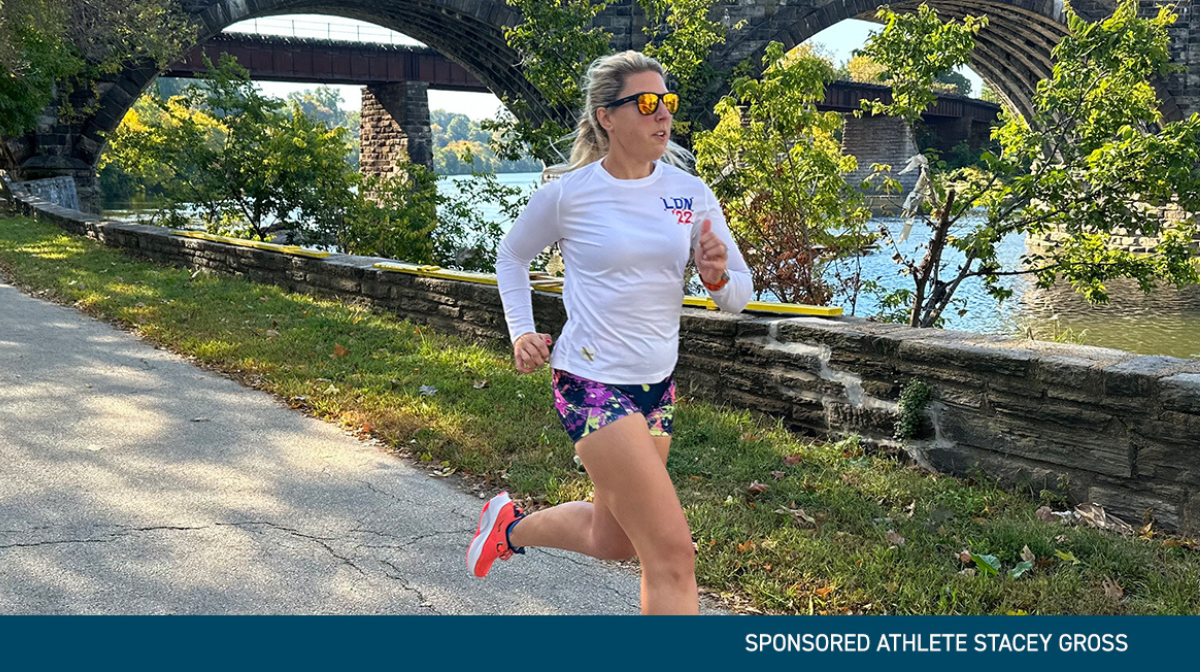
top-left (164, 33), bottom-right (488, 92)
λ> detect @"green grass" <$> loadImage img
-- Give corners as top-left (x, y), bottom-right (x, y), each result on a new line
top-left (3, 212), bottom-right (1199, 615)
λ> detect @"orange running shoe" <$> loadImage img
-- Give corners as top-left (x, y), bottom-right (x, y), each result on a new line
top-left (467, 491), bottom-right (525, 578)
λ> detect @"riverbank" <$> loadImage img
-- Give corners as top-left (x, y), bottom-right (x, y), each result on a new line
top-left (2, 210), bottom-right (1198, 614)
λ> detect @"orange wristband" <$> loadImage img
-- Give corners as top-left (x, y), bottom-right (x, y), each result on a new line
top-left (702, 270), bottom-right (730, 292)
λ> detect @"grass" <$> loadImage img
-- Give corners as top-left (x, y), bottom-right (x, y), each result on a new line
top-left (2, 211), bottom-right (1199, 615)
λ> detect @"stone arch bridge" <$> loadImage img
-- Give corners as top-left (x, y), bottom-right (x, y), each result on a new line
top-left (6, 0), bottom-right (1197, 211)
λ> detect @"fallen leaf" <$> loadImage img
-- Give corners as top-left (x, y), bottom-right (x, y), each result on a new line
top-left (770, 470), bottom-right (786, 480)
top-left (814, 586), bottom-right (833, 597)
top-left (473, 379), bottom-right (490, 389)
top-left (775, 507), bottom-right (817, 528)
top-left (1008, 561), bottom-right (1033, 579)
top-left (265, 329), bottom-right (280, 338)
top-left (782, 453), bottom-right (803, 466)
top-left (971, 516), bottom-right (987, 524)
top-left (332, 343), bottom-right (349, 358)
top-left (884, 582), bottom-right (898, 594)
top-left (886, 530), bottom-right (905, 546)
top-left (958, 568), bottom-right (977, 576)
top-left (259, 296), bottom-right (269, 302)
top-left (324, 385), bottom-right (339, 394)
top-left (419, 385), bottom-right (437, 396)
top-left (1102, 578), bottom-right (1123, 600)
top-left (1006, 609), bottom-right (1029, 615)
top-left (904, 501), bottom-right (916, 518)
top-left (1036, 506), bottom-right (1057, 523)
top-left (957, 549), bottom-right (973, 563)
top-left (740, 432), bottom-right (758, 442)
top-left (971, 553), bottom-right (1001, 577)
top-left (747, 480), bottom-right (769, 494)
top-left (1075, 502), bottom-right (1134, 536)
top-left (736, 540), bottom-right (755, 553)
top-left (1021, 545), bottom-right (1036, 563)
top-left (1055, 549), bottom-right (1081, 565)
top-left (1055, 534), bottom-right (1068, 543)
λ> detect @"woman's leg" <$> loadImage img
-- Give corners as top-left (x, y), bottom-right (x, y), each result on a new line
top-left (507, 426), bottom-right (671, 562)
top-left (575, 414), bottom-right (697, 614)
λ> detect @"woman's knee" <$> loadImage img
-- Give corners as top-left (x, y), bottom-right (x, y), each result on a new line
top-left (638, 526), bottom-right (695, 579)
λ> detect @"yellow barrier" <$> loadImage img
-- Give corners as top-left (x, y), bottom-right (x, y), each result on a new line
top-left (373, 262), bottom-right (841, 317)
top-left (372, 262), bottom-right (498, 285)
top-left (171, 230), bottom-right (331, 258)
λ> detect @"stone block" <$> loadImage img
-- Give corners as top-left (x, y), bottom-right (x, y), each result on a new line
top-left (918, 441), bottom-right (1092, 500)
top-left (775, 318), bottom-right (869, 352)
top-left (1160, 373), bottom-right (1200, 414)
top-left (1087, 479), bottom-right (1190, 531)
top-left (1135, 432), bottom-right (1200, 485)
top-left (934, 404), bottom-right (1132, 477)
top-left (680, 334), bottom-right (738, 360)
top-left (1103, 355), bottom-right (1187, 397)
top-left (897, 336), bottom-right (1032, 379)
top-left (825, 401), bottom-right (895, 436)
top-left (680, 309), bottom-right (743, 336)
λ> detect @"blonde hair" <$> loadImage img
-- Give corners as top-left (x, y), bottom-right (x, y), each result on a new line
top-left (543, 50), bottom-right (695, 178)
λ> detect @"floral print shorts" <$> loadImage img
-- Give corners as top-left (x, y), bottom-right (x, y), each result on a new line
top-left (551, 368), bottom-right (676, 444)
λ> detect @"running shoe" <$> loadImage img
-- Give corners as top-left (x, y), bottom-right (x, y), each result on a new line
top-left (467, 491), bottom-right (525, 578)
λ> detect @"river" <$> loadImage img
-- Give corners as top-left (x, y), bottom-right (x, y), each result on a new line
top-left (107, 170), bottom-right (1200, 359)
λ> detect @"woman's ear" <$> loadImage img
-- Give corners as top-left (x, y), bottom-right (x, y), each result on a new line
top-left (595, 107), bottom-right (613, 133)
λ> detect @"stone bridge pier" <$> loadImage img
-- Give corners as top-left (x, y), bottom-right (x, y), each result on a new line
top-left (359, 82), bottom-right (434, 178)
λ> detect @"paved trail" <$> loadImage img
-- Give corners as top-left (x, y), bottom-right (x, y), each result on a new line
top-left (0, 279), bottom-right (723, 614)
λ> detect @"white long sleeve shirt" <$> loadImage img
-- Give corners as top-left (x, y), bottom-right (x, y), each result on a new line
top-left (495, 159), bottom-right (752, 384)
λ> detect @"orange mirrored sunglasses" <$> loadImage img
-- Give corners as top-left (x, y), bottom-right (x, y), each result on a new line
top-left (604, 91), bottom-right (680, 115)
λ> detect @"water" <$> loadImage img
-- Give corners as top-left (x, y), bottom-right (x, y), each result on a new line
top-left (103, 170), bottom-right (1200, 359)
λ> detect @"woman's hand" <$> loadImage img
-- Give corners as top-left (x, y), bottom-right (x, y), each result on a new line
top-left (513, 332), bottom-right (553, 374)
top-left (697, 219), bottom-right (728, 286)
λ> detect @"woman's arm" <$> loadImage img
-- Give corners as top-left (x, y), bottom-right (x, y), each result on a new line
top-left (693, 187), bottom-right (752, 313)
top-left (495, 179), bottom-right (564, 343)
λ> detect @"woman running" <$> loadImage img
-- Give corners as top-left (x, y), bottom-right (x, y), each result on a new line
top-left (467, 50), bottom-right (751, 615)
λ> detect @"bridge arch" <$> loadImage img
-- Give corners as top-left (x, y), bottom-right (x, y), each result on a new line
top-left (44, 0), bottom-right (559, 174)
top-left (719, 0), bottom-right (1186, 124)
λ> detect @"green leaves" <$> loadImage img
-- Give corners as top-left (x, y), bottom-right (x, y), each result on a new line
top-left (856, 4), bottom-right (986, 125)
top-left (862, 0), bottom-right (1200, 328)
top-left (0, 0), bottom-right (195, 136)
top-left (1008, 561), bottom-right (1033, 579)
top-left (694, 41), bottom-right (874, 307)
top-left (970, 553), bottom-right (1001, 577)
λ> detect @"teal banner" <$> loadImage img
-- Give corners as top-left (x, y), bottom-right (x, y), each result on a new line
top-left (1, 616), bottom-right (1190, 670)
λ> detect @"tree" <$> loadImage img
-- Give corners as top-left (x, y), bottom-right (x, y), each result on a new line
top-left (845, 54), bottom-right (888, 84)
top-left (486, 0), bottom-right (737, 163)
top-left (103, 55), bottom-right (357, 242)
top-left (862, 0), bottom-right (1200, 328)
top-left (0, 0), bottom-right (193, 138)
top-left (102, 57), bottom-right (519, 272)
top-left (694, 42), bottom-right (874, 308)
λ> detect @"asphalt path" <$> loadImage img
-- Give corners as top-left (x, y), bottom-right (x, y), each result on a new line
top-left (0, 278), bottom-right (725, 615)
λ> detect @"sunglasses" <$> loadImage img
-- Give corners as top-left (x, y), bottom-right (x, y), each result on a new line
top-left (603, 91), bottom-right (680, 115)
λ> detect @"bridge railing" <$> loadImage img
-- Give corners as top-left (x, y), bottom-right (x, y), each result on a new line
top-left (225, 16), bottom-right (421, 47)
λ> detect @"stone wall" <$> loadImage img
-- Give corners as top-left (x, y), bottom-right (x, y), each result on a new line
top-left (6, 176), bottom-right (79, 211)
top-left (10, 190), bottom-right (1200, 534)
